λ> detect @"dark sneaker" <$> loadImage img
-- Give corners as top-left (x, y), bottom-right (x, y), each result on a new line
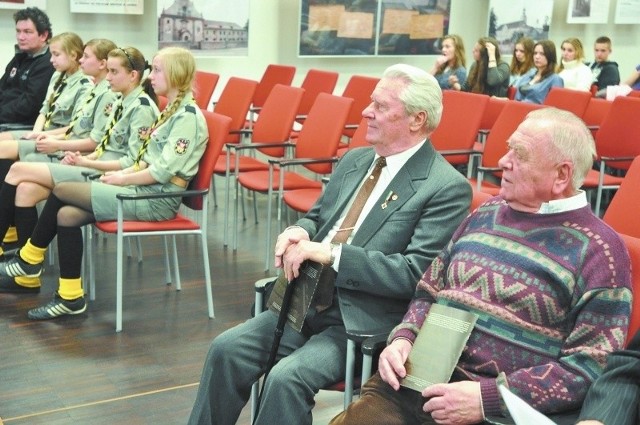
top-left (0, 247), bottom-right (19, 263)
top-left (28, 293), bottom-right (86, 320)
top-left (0, 253), bottom-right (42, 278)
top-left (0, 276), bottom-right (40, 293)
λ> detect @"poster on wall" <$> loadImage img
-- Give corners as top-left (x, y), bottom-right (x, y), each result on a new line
top-left (299, 0), bottom-right (452, 57)
top-left (0, 0), bottom-right (45, 10)
top-left (488, 0), bottom-right (554, 56)
top-left (70, 0), bottom-right (142, 14)
top-left (614, 0), bottom-right (640, 23)
top-left (567, 0), bottom-right (610, 23)
top-left (158, 0), bottom-right (249, 57)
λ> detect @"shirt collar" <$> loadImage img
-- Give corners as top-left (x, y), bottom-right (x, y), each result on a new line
top-left (537, 190), bottom-right (588, 214)
top-left (374, 140), bottom-right (425, 176)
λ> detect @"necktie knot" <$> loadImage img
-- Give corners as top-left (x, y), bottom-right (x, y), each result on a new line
top-left (375, 156), bottom-right (387, 169)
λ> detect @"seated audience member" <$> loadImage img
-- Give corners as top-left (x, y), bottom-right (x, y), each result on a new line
top-left (329, 107), bottom-right (632, 425)
top-left (451, 37), bottom-right (509, 97)
top-left (515, 40), bottom-right (564, 104)
top-left (0, 47), bottom-right (205, 318)
top-left (0, 7), bottom-right (54, 127)
top-left (576, 329), bottom-right (640, 425)
top-left (0, 32), bottom-right (92, 142)
top-left (557, 37), bottom-right (593, 92)
top-left (0, 46), bottom-right (157, 294)
top-left (588, 36), bottom-right (620, 98)
top-left (429, 34), bottom-right (467, 90)
top-left (509, 36), bottom-right (534, 87)
top-left (188, 64), bottom-right (473, 425)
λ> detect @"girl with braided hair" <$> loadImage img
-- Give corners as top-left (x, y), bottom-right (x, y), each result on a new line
top-left (0, 46), bottom-right (158, 294)
top-left (0, 32), bottom-right (92, 142)
top-left (0, 47), bottom-right (208, 321)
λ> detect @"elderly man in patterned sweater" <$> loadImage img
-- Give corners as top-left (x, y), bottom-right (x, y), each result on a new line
top-left (330, 107), bottom-right (632, 425)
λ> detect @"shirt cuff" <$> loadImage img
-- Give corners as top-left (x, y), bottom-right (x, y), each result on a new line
top-left (480, 378), bottom-right (502, 417)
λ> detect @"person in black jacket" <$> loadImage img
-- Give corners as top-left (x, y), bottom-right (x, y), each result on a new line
top-left (577, 329), bottom-right (640, 425)
top-left (0, 7), bottom-right (54, 127)
top-left (588, 36), bottom-right (620, 98)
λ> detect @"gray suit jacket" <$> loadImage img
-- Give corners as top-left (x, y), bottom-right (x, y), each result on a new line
top-left (296, 141), bottom-right (471, 332)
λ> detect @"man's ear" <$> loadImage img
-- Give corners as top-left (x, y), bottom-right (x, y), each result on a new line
top-left (553, 161), bottom-right (573, 196)
top-left (410, 111), bottom-right (427, 131)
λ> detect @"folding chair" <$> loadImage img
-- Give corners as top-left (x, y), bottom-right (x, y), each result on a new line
top-left (543, 86), bottom-right (592, 118)
top-left (193, 70), bottom-right (220, 109)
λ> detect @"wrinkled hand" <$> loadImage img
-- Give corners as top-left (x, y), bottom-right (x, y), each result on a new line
top-left (274, 226), bottom-right (310, 270)
top-left (99, 170), bottom-right (127, 186)
top-left (422, 381), bottom-right (483, 425)
top-left (280, 238), bottom-right (330, 281)
top-left (378, 339), bottom-right (413, 390)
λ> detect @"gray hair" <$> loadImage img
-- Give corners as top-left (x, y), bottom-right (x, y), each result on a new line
top-left (526, 107), bottom-right (596, 190)
top-left (382, 64), bottom-right (443, 133)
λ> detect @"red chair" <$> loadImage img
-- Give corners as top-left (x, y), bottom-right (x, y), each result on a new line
top-left (506, 86), bottom-right (517, 100)
top-left (581, 97), bottom-right (612, 139)
top-left (431, 91), bottom-right (489, 176)
top-left (581, 96), bottom-right (640, 215)
top-left (237, 93), bottom-right (353, 269)
top-left (88, 110), bottom-right (232, 331)
top-left (210, 77), bottom-right (258, 206)
top-left (340, 75), bottom-right (380, 139)
top-left (543, 87), bottom-right (592, 118)
top-left (248, 64), bottom-right (296, 126)
top-left (289, 69), bottom-right (339, 139)
top-left (470, 101), bottom-right (546, 194)
top-left (336, 118), bottom-right (368, 157)
top-left (193, 70), bottom-right (220, 109)
top-left (628, 90), bottom-right (640, 98)
top-left (226, 84), bottom-right (305, 249)
top-left (603, 157), bottom-right (640, 239)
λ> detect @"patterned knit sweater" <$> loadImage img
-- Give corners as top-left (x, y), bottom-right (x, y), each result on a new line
top-left (390, 197), bottom-right (632, 418)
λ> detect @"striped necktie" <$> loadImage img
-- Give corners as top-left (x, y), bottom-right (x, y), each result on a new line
top-left (95, 101), bottom-right (123, 158)
top-left (64, 88), bottom-right (97, 139)
top-left (43, 77), bottom-right (67, 129)
top-left (133, 110), bottom-right (165, 171)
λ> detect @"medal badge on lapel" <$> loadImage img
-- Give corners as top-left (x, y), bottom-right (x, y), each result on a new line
top-left (9, 67), bottom-right (17, 78)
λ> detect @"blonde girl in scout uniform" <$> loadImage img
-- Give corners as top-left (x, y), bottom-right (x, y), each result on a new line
top-left (0, 32), bottom-right (92, 142)
top-left (0, 47), bottom-right (207, 319)
top-left (0, 46), bottom-right (158, 294)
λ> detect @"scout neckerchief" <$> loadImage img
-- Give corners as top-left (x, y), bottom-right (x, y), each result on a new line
top-left (94, 97), bottom-right (123, 158)
top-left (63, 87), bottom-right (97, 139)
top-left (43, 74), bottom-right (67, 129)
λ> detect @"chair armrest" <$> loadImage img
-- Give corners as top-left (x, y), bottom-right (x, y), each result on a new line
top-left (438, 149), bottom-right (481, 156)
top-left (83, 171), bottom-right (102, 180)
top-left (249, 106), bottom-right (262, 114)
top-left (229, 129), bottom-right (249, 135)
top-left (295, 114), bottom-right (308, 122)
top-left (477, 166), bottom-right (502, 173)
top-left (321, 176), bottom-right (330, 184)
top-left (227, 141), bottom-right (294, 153)
top-left (361, 333), bottom-right (391, 357)
top-left (116, 187), bottom-right (207, 201)
top-left (0, 123), bottom-right (32, 132)
top-left (344, 124), bottom-right (359, 130)
top-left (477, 129), bottom-right (490, 136)
top-left (47, 152), bottom-right (64, 161)
top-left (268, 157), bottom-right (338, 167)
top-left (601, 155), bottom-right (637, 163)
top-left (346, 326), bottom-right (393, 345)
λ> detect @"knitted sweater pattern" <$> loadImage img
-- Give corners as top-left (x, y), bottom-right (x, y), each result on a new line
top-left (391, 198), bottom-right (632, 417)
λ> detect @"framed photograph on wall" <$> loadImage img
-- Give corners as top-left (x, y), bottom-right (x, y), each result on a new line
top-left (157, 0), bottom-right (249, 57)
top-left (299, 0), bottom-right (452, 57)
top-left (488, 0), bottom-right (554, 56)
top-left (0, 0), bottom-right (46, 10)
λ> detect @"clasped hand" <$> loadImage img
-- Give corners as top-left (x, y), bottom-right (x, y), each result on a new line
top-left (378, 339), bottom-right (484, 424)
top-left (274, 227), bottom-right (331, 281)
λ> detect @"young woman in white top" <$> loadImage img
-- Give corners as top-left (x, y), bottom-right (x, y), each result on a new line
top-left (557, 38), bottom-right (592, 91)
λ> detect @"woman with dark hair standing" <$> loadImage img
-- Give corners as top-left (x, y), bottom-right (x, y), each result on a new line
top-left (515, 40), bottom-right (564, 104)
top-left (450, 37), bottom-right (509, 97)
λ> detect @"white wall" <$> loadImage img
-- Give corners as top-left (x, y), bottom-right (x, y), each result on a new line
top-left (0, 0), bottom-right (637, 103)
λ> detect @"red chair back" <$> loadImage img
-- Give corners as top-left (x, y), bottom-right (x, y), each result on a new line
top-left (337, 118), bottom-right (369, 157)
top-left (431, 91), bottom-right (489, 165)
top-left (506, 86), bottom-right (517, 100)
top-left (341, 75), bottom-right (380, 137)
top-left (252, 64), bottom-right (296, 109)
top-left (297, 69), bottom-right (339, 119)
top-left (479, 97), bottom-right (508, 132)
top-left (603, 157), bottom-right (640, 239)
top-left (193, 70), bottom-right (220, 109)
top-left (595, 96), bottom-right (640, 170)
top-left (213, 77), bottom-right (258, 144)
top-left (628, 90), bottom-right (640, 98)
top-left (295, 93), bottom-right (353, 174)
top-left (252, 84), bottom-right (304, 157)
top-left (185, 110), bottom-right (232, 210)
top-left (543, 87), bottom-right (592, 118)
top-left (582, 98), bottom-right (612, 138)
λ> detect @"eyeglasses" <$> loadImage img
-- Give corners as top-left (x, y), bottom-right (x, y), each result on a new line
top-left (118, 47), bottom-right (135, 71)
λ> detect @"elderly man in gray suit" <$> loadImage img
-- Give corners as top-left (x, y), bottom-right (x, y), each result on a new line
top-left (188, 63), bottom-right (472, 425)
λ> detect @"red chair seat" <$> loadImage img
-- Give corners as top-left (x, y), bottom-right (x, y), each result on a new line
top-left (214, 154), bottom-right (271, 174)
top-left (582, 169), bottom-right (625, 187)
top-left (238, 170), bottom-right (322, 193)
top-left (95, 214), bottom-right (201, 233)
top-left (283, 188), bottom-right (322, 213)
